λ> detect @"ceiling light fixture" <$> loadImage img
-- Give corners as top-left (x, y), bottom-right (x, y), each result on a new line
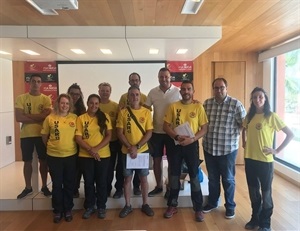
top-left (149, 49), bottom-right (159, 54)
top-left (100, 49), bottom-right (112, 55)
top-left (0, 50), bottom-right (11, 55)
top-left (26, 0), bottom-right (58, 15)
top-left (176, 49), bottom-right (188, 54)
top-left (20, 50), bottom-right (40, 55)
top-left (181, 0), bottom-right (204, 14)
top-left (71, 49), bottom-right (85, 54)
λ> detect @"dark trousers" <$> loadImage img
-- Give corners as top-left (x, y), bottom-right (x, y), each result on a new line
top-left (80, 157), bottom-right (110, 210)
top-left (74, 155), bottom-right (82, 193)
top-left (167, 142), bottom-right (203, 212)
top-left (245, 158), bottom-right (274, 229)
top-left (107, 140), bottom-right (124, 193)
top-left (47, 154), bottom-right (77, 213)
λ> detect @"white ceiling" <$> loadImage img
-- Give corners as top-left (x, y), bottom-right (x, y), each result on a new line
top-left (0, 25), bottom-right (221, 61)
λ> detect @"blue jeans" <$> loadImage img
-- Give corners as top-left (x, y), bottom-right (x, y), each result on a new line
top-left (168, 142), bottom-right (203, 212)
top-left (245, 158), bottom-right (273, 229)
top-left (204, 150), bottom-right (237, 210)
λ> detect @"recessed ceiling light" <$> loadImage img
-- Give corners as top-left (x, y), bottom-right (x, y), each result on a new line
top-left (176, 49), bottom-right (188, 54)
top-left (0, 50), bottom-right (11, 55)
top-left (71, 49), bottom-right (85, 54)
top-left (100, 49), bottom-right (112, 55)
top-left (26, 0), bottom-right (58, 15)
top-left (181, 0), bottom-right (204, 14)
top-left (149, 49), bottom-right (159, 54)
top-left (20, 50), bottom-right (40, 55)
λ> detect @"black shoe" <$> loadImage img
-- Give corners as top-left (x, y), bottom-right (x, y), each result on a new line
top-left (245, 218), bottom-right (259, 230)
top-left (119, 205), bottom-right (133, 218)
top-left (113, 190), bottom-right (123, 199)
top-left (17, 187), bottom-right (33, 199)
top-left (41, 186), bottom-right (52, 197)
top-left (82, 208), bottom-right (95, 219)
top-left (64, 210), bottom-right (73, 222)
top-left (133, 187), bottom-right (141, 196)
top-left (141, 204), bottom-right (154, 216)
top-left (148, 187), bottom-right (163, 197)
top-left (53, 212), bottom-right (63, 223)
top-left (203, 204), bottom-right (218, 213)
top-left (97, 208), bottom-right (106, 219)
top-left (225, 209), bottom-right (235, 219)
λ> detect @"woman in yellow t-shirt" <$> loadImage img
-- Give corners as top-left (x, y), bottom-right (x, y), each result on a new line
top-left (242, 87), bottom-right (294, 231)
top-left (75, 94), bottom-right (112, 220)
top-left (41, 94), bottom-right (77, 223)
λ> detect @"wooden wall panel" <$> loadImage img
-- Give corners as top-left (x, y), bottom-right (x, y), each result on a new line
top-left (12, 61), bottom-right (25, 161)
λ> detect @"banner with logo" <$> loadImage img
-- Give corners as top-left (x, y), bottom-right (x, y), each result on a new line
top-left (24, 62), bottom-right (58, 104)
top-left (166, 61), bottom-right (193, 87)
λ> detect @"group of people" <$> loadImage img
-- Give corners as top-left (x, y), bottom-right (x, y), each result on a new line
top-left (15, 69), bottom-right (294, 231)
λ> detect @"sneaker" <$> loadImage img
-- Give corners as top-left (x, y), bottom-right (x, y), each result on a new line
top-left (113, 190), bottom-right (123, 199)
top-left (133, 187), bottom-right (142, 196)
top-left (141, 204), bottom-right (154, 216)
top-left (41, 186), bottom-right (52, 197)
top-left (82, 208), bottom-right (95, 219)
top-left (17, 187), bottom-right (33, 199)
top-left (164, 206), bottom-right (178, 218)
top-left (17, 188), bottom-right (33, 199)
top-left (225, 209), bottom-right (235, 219)
top-left (53, 212), bottom-right (63, 223)
top-left (148, 187), bottom-right (163, 197)
top-left (203, 204), bottom-right (218, 213)
top-left (245, 218), bottom-right (259, 230)
top-left (64, 210), bottom-right (73, 222)
top-left (258, 228), bottom-right (271, 231)
top-left (119, 205), bottom-right (133, 218)
top-left (195, 211), bottom-right (204, 222)
top-left (164, 189), bottom-right (170, 200)
top-left (97, 208), bottom-right (106, 219)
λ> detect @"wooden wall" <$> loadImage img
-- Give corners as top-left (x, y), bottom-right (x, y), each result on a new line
top-left (12, 53), bottom-right (263, 162)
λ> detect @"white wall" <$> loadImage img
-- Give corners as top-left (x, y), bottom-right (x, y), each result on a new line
top-left (0, 58), bottom-right (15, 168)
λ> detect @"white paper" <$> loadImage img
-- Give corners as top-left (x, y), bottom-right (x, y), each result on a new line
top-left (126, 153), bottom-right (149, 169)
top-left (174, 122), bottom-right (195, 145)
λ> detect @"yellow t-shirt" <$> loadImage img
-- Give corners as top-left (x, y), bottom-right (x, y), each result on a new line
top-left (76, 112), bottom-right (112, 158)
top-left (41, 113), bottom-right (77, 157)
top-left (164, 101), bottom-right (208, 134)
top-left (243, 113), bottom-right (286, 162)
top-left (118, 92), bottom-right (147, 109)
top-left (116, 107), bottom-right (153, 154)
top-left (99, 100), bottom-right (119, 141)
top-left (15, 93), bottom-right (52, 138)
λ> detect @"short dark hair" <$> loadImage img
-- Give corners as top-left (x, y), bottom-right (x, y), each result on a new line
top-left (159, 67), bottom-right (171, 74)
top-left (212, 78), bottom-right (227, 88)
top-left (181, 80), bottom-right (194, 89)
top-left (30, 74), bottom-right (42, 81)
top-left (129, 72), bottom-right (141, 81)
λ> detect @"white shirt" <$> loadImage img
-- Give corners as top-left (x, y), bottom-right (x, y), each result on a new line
top-left (145, 84), bottom-right (181, 133)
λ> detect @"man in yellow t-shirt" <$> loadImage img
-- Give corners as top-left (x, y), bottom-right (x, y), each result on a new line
top-left (15, 74), bottom-right (52, 199)
top-left (118, 72), bottom-right (146, 195)
top-left (98, 82), bottom-right (124, 199)
top-left (163, 80), bottom-right (208, 222)
top-left (116, 86), bottom-right (154, 218)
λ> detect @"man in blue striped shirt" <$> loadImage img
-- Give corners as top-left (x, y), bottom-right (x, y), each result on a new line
top-left (202, 77), bottom-right (246, 219)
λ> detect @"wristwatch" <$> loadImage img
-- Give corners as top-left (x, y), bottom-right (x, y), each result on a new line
top-left (136, 144), bottom-right (141, 149)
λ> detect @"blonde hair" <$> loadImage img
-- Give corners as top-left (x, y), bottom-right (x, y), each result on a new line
top-left (53, 94), bottom-right (74, 114)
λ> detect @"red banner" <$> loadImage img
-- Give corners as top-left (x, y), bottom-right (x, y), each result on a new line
top-left (24, 62), bottom-right (57, 73)
top-left (167, 61), bottom-right (194, 84)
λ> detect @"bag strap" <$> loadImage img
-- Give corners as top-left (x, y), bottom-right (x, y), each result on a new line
top-left (127, 106), bottom-right (145, 135)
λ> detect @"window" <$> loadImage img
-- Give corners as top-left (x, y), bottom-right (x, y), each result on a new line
top-left (274, 49), bottom-right (300, 171)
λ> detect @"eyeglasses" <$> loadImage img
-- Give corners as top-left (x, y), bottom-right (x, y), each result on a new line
top-left (213, 86), bottom-right (226, 91)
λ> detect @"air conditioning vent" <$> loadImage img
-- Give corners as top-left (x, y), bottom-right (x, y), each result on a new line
top-left (28, 0), bottom-right (78, 10)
